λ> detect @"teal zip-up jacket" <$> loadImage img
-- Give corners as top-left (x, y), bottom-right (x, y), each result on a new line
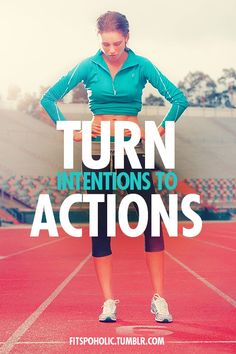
top-left (41, 47), bottom-right (188, 128)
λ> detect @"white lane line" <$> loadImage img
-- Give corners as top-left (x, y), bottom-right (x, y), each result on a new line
top-left (165, 251), bottom-right (236, 307)
top-left (206, 231), bottom-right (236, 240)
top-left (0, 253), bottom-right (91, 354)
top-left (0, 237), bottom-right (66, 260)
top-left (196, 239), bottom-right (236, 252)
top-left (210, 235), bottom-right (236, 240)
top-left (201, 231), bottom-right (236, 240)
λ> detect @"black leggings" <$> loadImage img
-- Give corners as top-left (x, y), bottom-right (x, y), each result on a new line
top-left (82, 154), bottom-right (164, 257)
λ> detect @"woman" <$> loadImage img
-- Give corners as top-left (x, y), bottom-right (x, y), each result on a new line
top-left (41, 11), bottom-right (188, 323)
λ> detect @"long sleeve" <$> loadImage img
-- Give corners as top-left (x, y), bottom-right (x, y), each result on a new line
top-left (142, 58), bottom-right (189, 128)
top-left (40, 59), bottom-right (89, 124)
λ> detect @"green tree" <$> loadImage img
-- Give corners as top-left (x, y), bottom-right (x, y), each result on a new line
top-left (218, 68), bottom-right (236, 91)
top-left (72, 83), bottom-right (88, 103)
top-left (179, 71), bottom-right (217, 107)
top-left (144, 94), bottom-right (165, 106)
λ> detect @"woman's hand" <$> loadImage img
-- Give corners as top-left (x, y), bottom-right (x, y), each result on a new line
top-left (124, 125), bottom-right (165, 140)
top-left (73, 130), bottom-right (82, 142)
top-left (138, 125), bottom-right (165, 140)
top-left (123, 126), bottom-right (145, 140)
top-left (158, 125), bottom-right (165, 137)
top-left (124, 128), bottom-right (132, 137)
top-left (91, 123), bottom-right (101, 137)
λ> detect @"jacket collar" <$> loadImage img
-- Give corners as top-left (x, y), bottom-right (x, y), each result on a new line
top-left (91, 47), bottom-right (139, 72)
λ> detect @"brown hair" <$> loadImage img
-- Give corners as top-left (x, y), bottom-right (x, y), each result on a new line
top-left (96, 11), bottom-right (129, 36)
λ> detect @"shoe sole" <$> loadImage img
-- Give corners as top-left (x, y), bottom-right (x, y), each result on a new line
top-left (155, 318), bottom-right (173, 323)
top-left (99, 316), bottom-right (116, 323)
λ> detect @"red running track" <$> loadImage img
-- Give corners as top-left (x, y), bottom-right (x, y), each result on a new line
top-left (0, 221), bottom-right (235, 353)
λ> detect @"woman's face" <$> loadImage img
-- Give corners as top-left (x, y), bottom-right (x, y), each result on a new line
top-left (98, 31), bottom-right (129, 63)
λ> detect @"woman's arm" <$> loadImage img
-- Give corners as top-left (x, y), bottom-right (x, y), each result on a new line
top-left (142, 58), bottom-right (189, 130)
top-left (158, 125), bottom-right (165, 137)
top-left (40, 59), bottom-right (89, 124)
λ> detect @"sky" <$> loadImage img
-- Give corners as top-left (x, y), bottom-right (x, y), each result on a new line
top-left (1, 0), bottom-right (236, 98)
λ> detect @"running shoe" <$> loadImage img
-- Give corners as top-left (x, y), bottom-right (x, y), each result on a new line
top-left (151, 294), bottom-right (173, 323)
top-left (99, 299), bottom-right (119, 322)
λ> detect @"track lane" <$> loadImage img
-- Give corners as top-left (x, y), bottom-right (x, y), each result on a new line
top-left (1, 222), bottom-right (235, 353)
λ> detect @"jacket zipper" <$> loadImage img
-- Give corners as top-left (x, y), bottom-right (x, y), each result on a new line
top-left (93, 61), bottom-right (118, 96)
top-left (112, 79), bottom-right (117, 96)
top-left (103, 65), bottom-right (117, 95)
top-left (92, 60), bottom-right (137, 96)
